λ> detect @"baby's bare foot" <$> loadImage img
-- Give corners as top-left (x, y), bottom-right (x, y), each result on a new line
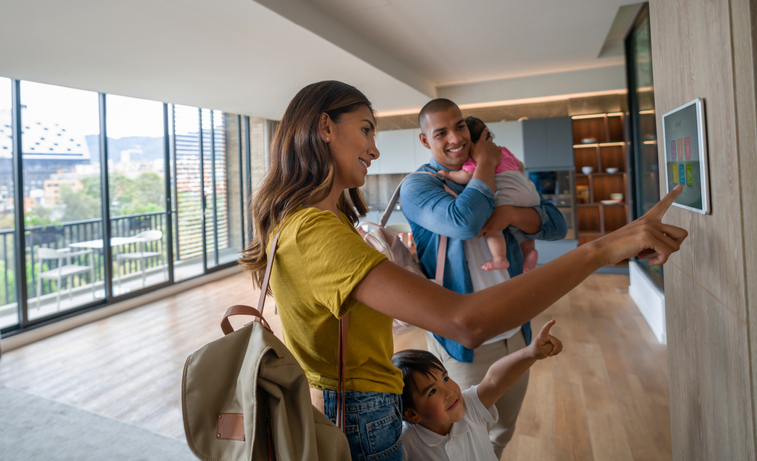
top-left (523, 248), bottom-right (539, 272)
top-left (481, 258), bottom-right (510, 271)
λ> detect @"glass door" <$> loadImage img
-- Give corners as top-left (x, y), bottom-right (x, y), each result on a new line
top-left (172, 105), bottom-right (205, 282)
top-left (0, 77), bottom-right (18, 330)
top-left (626, 5), bottom-right (663, 289)
top-left (106, 95), bottom-right (169, 295)
top-left (20, 82), bottom-right (104, 320)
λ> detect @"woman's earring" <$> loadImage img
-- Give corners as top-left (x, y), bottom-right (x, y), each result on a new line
top-left (326, 137), bottom-right (330, 142)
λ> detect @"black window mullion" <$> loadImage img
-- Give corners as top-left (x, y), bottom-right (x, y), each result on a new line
top-left (163, 103), bottom-right (174, 284)
top-left (237, 115), bottom-right (245, 247)
top-left (98, 93), bottom-right (113, 299)
top-left (11, 79), bottom-right (28, 328)
top-left (198, 108), bottom-right (207, 272)
top-left (211, 111), bottom-right (219, 266)
top-left (244, 116), bottom-right (252, 245)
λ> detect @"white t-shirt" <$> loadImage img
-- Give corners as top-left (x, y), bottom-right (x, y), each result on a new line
top-left (463, 238), bottom-right (521, 344)
top-left (401, 386), bottom-right (499, 461)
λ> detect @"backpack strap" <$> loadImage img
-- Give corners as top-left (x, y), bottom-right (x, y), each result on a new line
top-left (380, 171), bottom-right (459, 285)
top-left (256, 218), bottom-right (350, 433)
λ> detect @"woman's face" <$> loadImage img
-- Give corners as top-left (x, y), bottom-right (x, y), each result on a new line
top-left (326, 105), bottom-right (379, 190)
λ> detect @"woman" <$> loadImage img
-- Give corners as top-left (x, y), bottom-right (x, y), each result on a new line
top-left (240, 81), bottom-right (687, 461)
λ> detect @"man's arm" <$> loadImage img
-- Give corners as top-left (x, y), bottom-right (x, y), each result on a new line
top-left (478, 196), bottom-right (567, 241)
top-left (400, 173), bottom-right (496, 241)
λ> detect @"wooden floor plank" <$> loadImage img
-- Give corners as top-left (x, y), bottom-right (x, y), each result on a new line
top-left (0, 272), bottom-right (672, 459)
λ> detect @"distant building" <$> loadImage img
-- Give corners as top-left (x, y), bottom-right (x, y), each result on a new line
top-left (0, 107), bottom-right (93, 198)
top-left (44, 178), bottom-right (83, 205)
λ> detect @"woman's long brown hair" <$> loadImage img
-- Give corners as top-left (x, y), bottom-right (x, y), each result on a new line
top-left (239, 81), bottom-right (372, 290)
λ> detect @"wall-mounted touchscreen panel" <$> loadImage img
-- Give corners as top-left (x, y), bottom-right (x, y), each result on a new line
top-left (662, 98), bottom-right (710, 214)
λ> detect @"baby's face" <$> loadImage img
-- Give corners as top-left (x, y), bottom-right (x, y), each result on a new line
top-left (406, 369), bottom-right (465, 435)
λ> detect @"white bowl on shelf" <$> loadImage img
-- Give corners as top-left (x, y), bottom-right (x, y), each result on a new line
top-left (581, 166), bottom-right (593, 175)
top-left (605, 167), bottom-right (619, 174)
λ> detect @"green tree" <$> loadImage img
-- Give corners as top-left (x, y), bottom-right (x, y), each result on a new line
top-left (60, 183), bottom-right (101, 222)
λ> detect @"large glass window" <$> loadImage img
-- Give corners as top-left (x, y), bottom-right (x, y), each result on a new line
top-left (220, 113), bottom-right (242, 265)
top-left (0, 77), bottom-right (17, 329)
top-left (626, 6), bottom-right (663, 288)
top-left (106, 95), bottom-right (168, 295)
top-left (21, 82), bottom-right (104, 319)
top-left (0, 77), bottom-right (253, 336)
top-left (172, 105), bottom-right (204, 282)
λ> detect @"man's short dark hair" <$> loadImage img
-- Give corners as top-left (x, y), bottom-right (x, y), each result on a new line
top-left (418, 98), bottom-right (460, 133)
top-left (391, 349), bottom-right (447, 412)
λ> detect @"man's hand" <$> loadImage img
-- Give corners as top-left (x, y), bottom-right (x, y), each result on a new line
top-left (477, 206), bottom-right (542, 238)
top-left (469, 127), bottom-right (501, 167)
top-left (531, 320), bottom-right (562, 359)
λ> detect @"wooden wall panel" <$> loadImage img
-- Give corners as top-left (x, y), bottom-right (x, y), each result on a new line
top-left (649, 0), bottom-right (757, 457)
top-left (665, 266), bottom-right (753, 459)
top-left (731, 0), bottom-right (757, 449)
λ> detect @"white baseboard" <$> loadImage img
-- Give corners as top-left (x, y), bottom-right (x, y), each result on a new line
top-left (628, 261), bottom-right (666, 344)
top-left (1, 265), bottom-right (241, 352)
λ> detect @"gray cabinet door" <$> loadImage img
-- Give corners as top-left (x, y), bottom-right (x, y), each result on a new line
top-left (523, 118), bottom-right (547, 169)
top-left (545, 116), bottom-right (573, 169)
top-left (523, 116), bottom-right (573, 170)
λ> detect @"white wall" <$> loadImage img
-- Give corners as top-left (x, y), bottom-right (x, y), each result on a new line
top-left (371, 120), bottom-right (523, 175)
top-left (485, 121), bottom-right (524, 163)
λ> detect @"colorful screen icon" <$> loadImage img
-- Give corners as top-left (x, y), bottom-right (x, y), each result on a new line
top-left (671, 140), bottom-right (677, 160)
top-left (677, 139), bottom-right (683, 159)
top-left (679, 164), bottom-right (686, 185)
top-left (686, 164), bottom-right (693, 185)
top-left (685, 137), bottom-right (692, 159)
top-left (672, 163), bottom-right (679, 184)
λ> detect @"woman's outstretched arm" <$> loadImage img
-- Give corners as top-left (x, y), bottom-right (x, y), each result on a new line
top-left (350, 186), bottom-right (687, 349)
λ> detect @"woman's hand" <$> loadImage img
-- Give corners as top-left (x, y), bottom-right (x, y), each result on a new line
top-left (589, 185), bottom-right (688, 266)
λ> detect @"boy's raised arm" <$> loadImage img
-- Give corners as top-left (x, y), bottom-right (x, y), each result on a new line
top-left (476, 320), bottom-right (563, 409)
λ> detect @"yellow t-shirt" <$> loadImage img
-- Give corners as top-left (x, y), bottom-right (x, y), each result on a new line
top-left (267, 207), bottom-right (403, 395)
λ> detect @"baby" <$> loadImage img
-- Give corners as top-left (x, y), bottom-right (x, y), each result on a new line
top-left (392, 320), bottom-right (562, 461)
top-left (441, 116), bottom-right (541, 271)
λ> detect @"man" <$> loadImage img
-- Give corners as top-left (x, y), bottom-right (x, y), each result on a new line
top-left (400, 98), bottom-right (567, 457)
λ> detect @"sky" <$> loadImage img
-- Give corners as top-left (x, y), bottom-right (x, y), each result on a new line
top-left (1, 77), bottom-right (165, 139)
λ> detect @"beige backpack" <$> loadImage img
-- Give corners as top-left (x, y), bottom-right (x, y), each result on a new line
top-left (181, 229), bottom-right (351, 461)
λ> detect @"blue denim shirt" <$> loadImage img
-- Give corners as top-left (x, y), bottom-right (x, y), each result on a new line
top-left (400, 158), bottom-right (568, 363)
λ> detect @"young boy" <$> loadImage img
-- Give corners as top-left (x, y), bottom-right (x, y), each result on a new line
top-left (439, 116), bottom-right (541, 272)
top-left (392, 320), bottom-right (562, 460)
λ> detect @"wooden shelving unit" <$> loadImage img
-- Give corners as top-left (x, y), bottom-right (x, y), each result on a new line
top-left (572, 112), bottom-right (629, 246)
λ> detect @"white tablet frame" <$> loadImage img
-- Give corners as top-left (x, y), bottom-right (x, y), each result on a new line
top-left (661, 98), bottom-right (710, 214)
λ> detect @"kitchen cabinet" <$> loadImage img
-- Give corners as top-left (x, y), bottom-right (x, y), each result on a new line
top-left (522, 116), bottom-right (573, 170)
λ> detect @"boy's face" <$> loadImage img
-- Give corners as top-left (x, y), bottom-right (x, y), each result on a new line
top-left (403, 368), bottom-right (465, 436)
top-left (419, 106), bottom-right (471, 170)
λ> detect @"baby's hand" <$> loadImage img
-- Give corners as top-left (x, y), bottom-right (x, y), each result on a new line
top-left (437, 169), bottom-right (473, 185)
top-left (531, 320), bottom-right (562, 359)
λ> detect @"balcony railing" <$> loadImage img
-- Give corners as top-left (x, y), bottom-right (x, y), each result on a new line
top-left (0, 211), bottom-right (166, 305)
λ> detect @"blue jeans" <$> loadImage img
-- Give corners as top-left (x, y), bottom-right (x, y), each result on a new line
top-left (323, 390), bottom-right (403, 461)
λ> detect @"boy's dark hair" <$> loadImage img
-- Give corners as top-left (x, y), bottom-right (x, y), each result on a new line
top-left (464, 116), bottom-right (490, 143)
top-left (391, 349), bottom-right (447, 413)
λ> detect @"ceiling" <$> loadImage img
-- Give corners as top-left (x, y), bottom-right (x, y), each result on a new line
top-left (0, 0), bottom-right (640, 120)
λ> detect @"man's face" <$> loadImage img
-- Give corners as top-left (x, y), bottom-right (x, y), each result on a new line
top-left (419, 106), bottom-right (471, 170)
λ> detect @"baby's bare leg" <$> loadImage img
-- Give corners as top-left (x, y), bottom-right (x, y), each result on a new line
top-left (521, 239), bottom-right (538, 272)
top-left (482, 234), bottom-right (510, 271)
